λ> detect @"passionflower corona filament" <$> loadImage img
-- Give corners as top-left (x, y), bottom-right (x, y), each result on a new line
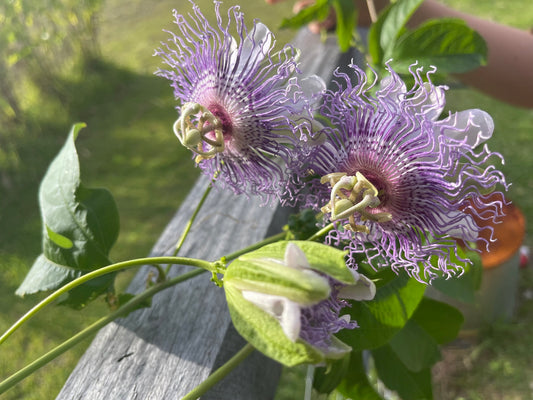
top-left (155, 2), bottom-right (325, 198)
top-left (305, 63), bottom-right (508, 280)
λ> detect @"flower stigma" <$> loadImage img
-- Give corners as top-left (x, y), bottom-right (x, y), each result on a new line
top-left (320, 171), bottom-right (392, 232)
top-left (173, 102), bottom-right (225, 162)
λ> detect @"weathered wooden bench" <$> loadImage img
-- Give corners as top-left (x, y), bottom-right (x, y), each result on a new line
top-left (57, 28), bottom-right (363, 400)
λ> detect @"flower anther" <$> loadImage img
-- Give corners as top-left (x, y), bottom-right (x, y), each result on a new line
top-left (321, 172), bottom-right (392, 232)
top-left (173, 102), bottom-right (224, 162)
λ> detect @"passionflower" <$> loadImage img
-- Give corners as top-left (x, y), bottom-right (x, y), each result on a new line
top-left (155, 2), bottom-right (325, 198)
top-left (224, 241), bottom-right (375, 366)
top-left (304, 63), bottom-right (508, 280)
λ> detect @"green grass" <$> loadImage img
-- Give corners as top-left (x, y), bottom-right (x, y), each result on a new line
top-left (1, 0), bottom-right (532, 399)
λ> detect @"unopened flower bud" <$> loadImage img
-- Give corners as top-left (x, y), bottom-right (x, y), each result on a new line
top-left (224, 241), bottom-right (375, 366)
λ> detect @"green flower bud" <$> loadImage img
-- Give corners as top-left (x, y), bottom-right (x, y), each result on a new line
top-left (223, 241), bottom-right (370, 367)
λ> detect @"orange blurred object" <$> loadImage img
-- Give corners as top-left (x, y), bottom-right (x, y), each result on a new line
top-left (473, 196), bottom-right (526, 269)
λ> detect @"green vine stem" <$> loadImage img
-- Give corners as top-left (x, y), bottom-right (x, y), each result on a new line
top-left (171, 180), bottom-right (214, 258)
top-left (221, 231), bottom-right (287, 263)
top-left (181, 343), bottom-right (255, 400)
top-left (0, 268), bottom-right (205, 395)
top-left (0, 256), bottom-right (214, 346)
top-left (307, 222), bottom-right (335, 242)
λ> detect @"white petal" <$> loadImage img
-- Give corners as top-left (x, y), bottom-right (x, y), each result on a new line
top-left (284, 242), bottom-right (311, 270)
top-left (338, 270), bottom-right (376, 301)
top-left (321, 336), bottom-right (352, 359)
top-left (409, 82), bottom-right (446, 121)
top-left (285, 75), bottom-right (326, 113)
top-left (242, 290), bottom-right (284, 315)
top-left (241, 291), bottom-right (301, 342)
top-left (233, 22), bottom-right (272, 75)
top-left (378, 74), bottom-right (407, 103)
top-left (438, 109), bottom-right (494, 148)
top-left (439, 210), bottom-right (478, 242)
top-left (280, 299), bottom-right (301, 342)
top-left (299, 75), bottom-right (326, 99)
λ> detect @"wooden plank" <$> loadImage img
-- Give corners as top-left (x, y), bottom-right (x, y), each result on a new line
top-left (56, 175), bottom-right (285, 399)
top-left (57, 27), bottom-right (347, 400)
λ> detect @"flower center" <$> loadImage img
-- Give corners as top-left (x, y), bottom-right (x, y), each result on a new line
top-left (208, 103), bottom-right (233, 136)
top-left (357, 170), bottom-right (389, 207)
top-left (173, 102), bottom-right (225, 162)
top-left (320, 172), bottom-right (392, 233)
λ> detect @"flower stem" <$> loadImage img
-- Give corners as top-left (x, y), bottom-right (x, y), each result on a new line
top-left (221, 231), bottom-right (287, 263)
top-left (181, 343), bottom-right (255, 400)
top-left (172, 180), bottom-right (214, 258)
top-left (0, 268), bottom-right (205, 395)
top-left (366, 0), bottom-right (377, 23)
top-left (307, 222), bottom-right (335, 241)
top-left (0, 256), bottom-right (213, 346)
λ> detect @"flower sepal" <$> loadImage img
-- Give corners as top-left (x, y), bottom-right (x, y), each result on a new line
top-left (225, 283), bottom-right (325, 366)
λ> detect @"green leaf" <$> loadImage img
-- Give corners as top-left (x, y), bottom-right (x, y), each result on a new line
top-left (225, 284), bottom-right (323, 367)
top-left (16, 123), bottom-right (120, 307)
top-left (380, 0), bottom-right (425, 59)
top-left (389, 319), bottom-right (442, 372)
top-left (431, 250), bottom-right (482, 304)
top-left (336, 351), bottom-right (382, 399)
top-left (391, 18), bottom-right (488, 74)
top-left (331, 0), bottom-right (357, 52)
top-left (286, 208), bottom-right (320, 240)
top-left (313, 353), bottom-right (351, 394)
top-left (412, 297), bottom-right (464, 344)
top-left (279, 0), bottom-right (330, 29)
top-left (372, 345), bottom-right (433, 400)
top-left (46, 225), bottom-right (74, 249)
top-left (338, 271), bottom-right (426, 351)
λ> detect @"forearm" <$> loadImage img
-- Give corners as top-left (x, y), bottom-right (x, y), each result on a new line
top-left (410, 0), bottom-right (533, 108)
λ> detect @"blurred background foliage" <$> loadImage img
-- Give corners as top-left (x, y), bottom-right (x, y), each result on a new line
top-left (0, 0), bottom-right (532, 399)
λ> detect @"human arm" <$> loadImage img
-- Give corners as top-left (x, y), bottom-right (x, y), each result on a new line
top-left (410, 0), bottom-right (533, 108)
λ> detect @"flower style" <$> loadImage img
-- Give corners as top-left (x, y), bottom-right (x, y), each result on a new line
top-left (154, 2), bottom-right (325, 198)
top-left (304, 63), bottom-right (508, 280)
top-left (224, 241), bottom-right (375, 366)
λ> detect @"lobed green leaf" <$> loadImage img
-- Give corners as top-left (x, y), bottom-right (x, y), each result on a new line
top-left (389, 319), bottom-right (442, 372)
top-left (412, 297), bottom-right (464, 344)
top-left (372, 345), bottom-right (433, 399)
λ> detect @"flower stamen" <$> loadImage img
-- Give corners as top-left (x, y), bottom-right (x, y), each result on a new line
top-left (173, 102), bottom-right (225, 162)
top-left (320, 172), bottom-right (392, 232)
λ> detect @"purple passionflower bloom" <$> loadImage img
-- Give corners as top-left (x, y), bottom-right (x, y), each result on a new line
top-left (303, 63), bottom-right (508, 280)
top-left (155, 1), bottom-right (325, 198)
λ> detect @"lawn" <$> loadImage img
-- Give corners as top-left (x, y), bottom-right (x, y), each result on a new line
top-left (1, 0), bottom-right (532, 399)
